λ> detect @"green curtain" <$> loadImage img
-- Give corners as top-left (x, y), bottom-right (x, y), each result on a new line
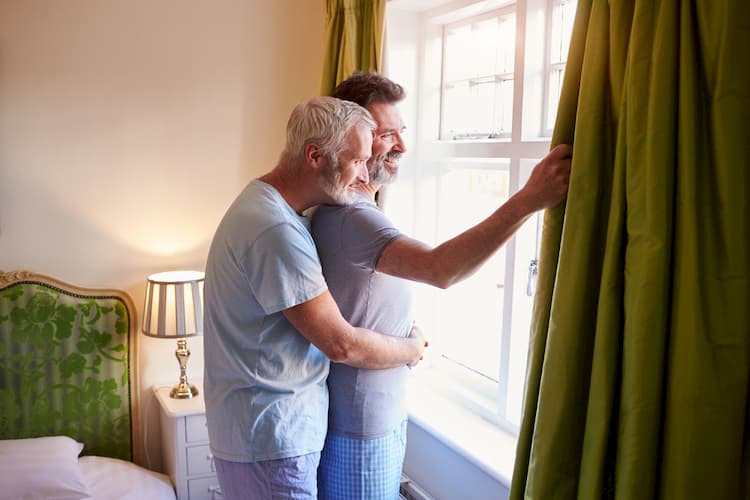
top-left (320, 0), bottom-right (385, 95)
top-left (511, 0), bottom-right (750, 498)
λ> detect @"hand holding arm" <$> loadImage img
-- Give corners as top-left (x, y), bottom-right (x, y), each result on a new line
top-left (283, 291), bottom-right (427, 369)
top-left (406, 323), bottom-right (428, 368)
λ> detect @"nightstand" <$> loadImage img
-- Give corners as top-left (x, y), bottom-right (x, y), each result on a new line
top-left (154, 382), bottom-right (222, 500)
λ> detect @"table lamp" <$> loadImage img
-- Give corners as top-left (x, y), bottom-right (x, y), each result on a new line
top-left (142, 270), bottom-right (204, 399)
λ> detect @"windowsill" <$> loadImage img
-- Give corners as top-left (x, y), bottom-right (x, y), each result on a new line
top-left (405, 374), bottom-right (517, 488)
top-left (425, 137), bottom-right (552, 145)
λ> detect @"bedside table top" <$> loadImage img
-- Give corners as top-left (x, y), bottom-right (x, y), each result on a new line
top-left (153, 380), bottom-right (206, 417)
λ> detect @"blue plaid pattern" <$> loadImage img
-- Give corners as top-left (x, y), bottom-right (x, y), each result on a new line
top-left (318, 420), bottom-right (408, 500)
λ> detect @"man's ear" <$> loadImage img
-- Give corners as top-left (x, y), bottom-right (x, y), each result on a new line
top-left (305, 143), bottom-right (326, 170)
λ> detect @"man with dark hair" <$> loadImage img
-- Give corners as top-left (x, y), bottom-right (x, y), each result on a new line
top-left (203, 95), bottom-right (427, 500)
top-left (311, 72), bottom-right (572, 500)
top-left (331, 72), bottom-right (407, 188)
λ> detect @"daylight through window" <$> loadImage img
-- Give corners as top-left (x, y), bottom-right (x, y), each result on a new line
top-left (385, 0), bottom-right (578, 432)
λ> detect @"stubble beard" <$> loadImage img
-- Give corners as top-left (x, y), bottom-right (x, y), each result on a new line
top-left (369, 151), bottom-right (402, 185)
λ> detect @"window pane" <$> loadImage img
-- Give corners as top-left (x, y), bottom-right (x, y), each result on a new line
top-left (443, 81), bottom-right (471, 136)
top-left (445, 25), bottom-right (473, 82)
top-left (385, 0), bottom-right (580, 433)
top-left (546, 67), bottom-right (564, 130)
top-left (546, 1), bottom-right (576, 132)
top-left (550, 0), bottom-right (576, 64)
top-left (495, 78), bottom-right (514, 135)
top-left (433, 164), bottom-right (510, 380)
top-left (504, 159), bottom-right (543, 425)
top-left (443, 11), bottom-right (516, 138)
top-left (444, 78), bottom-right (514, 138)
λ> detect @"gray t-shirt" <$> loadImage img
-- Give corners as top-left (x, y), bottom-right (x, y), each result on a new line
top-left (203, 179), bottom-right (330, 462)
top-left (311, 193), bottom-right (412, 439)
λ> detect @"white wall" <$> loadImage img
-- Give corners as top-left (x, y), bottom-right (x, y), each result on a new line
top-left (0, 0), bottom-right (326, 471)
top-left (405, 421), bottom-right (509, 500)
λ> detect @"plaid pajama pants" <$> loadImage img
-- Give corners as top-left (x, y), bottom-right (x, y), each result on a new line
top-left (317, 420), bottom-right (408, 500)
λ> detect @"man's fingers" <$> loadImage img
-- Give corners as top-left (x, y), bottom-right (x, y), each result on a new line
top-left (550, 143), bottom-right (573, 159)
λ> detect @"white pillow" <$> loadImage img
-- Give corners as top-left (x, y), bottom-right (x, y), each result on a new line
top-left (0, 435), bottom-right (91, 500)
top-left (79, 456), bottom-right (176, 500)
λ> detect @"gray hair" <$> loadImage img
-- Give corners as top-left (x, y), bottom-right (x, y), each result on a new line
top-left (282, 96), bottom-right (375, 164)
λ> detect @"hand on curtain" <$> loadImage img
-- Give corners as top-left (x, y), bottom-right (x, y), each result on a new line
top-left (512, 0), bottom-right (750, 498)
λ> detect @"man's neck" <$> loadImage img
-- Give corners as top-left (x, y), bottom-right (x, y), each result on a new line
top-left (259, 164), bottom-right (318, 214)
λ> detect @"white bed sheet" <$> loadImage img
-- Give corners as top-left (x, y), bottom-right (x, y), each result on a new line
top-left (79, 456), bottom-right (176, 500)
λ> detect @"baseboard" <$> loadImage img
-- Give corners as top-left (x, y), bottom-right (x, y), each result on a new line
top-left (400, 473), bottom-right (434, 500)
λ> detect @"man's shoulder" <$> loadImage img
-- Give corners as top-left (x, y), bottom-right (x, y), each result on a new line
top-left (312, 201), bottom-right (388, 240)
top-left (314, 199), bottom-right (381, 222)
top-left (211, 188), bottom-right (311, 262)
top-left (227, 182), bottom-right (303, 228)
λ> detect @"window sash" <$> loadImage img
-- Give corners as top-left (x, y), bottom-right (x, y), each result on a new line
top-left (440, 6), bottom-right (517, 140)
top-left (385, 0), bottom-right (576, 433)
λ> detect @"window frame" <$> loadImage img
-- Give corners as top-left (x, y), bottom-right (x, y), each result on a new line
top-left (439, 5), bottom-right (517, 140)
top-left (542, 0), bottom-right (576, 135)
top-left (384, 0), bottom-right (575, 434)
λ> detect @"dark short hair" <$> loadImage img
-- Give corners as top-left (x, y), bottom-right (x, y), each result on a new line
top-left (332, 71), bottom-right (406, 108)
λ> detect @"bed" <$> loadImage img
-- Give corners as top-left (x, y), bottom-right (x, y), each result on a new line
top-left (0, 269), bottom-right (176, 500)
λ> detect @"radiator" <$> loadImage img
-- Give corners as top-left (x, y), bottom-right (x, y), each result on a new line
top-left (399, 474), bottom-right (434, 500)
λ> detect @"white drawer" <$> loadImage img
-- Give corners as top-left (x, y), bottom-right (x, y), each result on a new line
top-left (185, 414), bottom-right (209, 443)
top-left (187, 444), bottom-right (215, 476)
top-left (188, 475), bottom-right (222, 500)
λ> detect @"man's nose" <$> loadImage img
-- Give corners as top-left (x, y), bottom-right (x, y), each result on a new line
top-left (394, 131), bottom-right (407, 153)
top-left (357, 163), bottom-right (369, 183)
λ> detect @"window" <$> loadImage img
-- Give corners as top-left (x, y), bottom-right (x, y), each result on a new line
top-left (385, 0), bottom-right (577, 433)
top-left (545, 0), bottom-right (577, 133)
top-left (442, 9), bottom-right (516, 139)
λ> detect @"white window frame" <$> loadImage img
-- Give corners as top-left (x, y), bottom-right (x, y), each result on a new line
top-left (384, 0), bottom-right (575, 435)
top-left (439, 6), bottom-right (517, 140)
top-left (542, 0), bottom-right (576, 135)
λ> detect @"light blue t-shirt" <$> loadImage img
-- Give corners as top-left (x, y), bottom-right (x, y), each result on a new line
top-left (311, 193), bottom-right (412, 439)
top-left (203, 179), bottom-right (329, 462)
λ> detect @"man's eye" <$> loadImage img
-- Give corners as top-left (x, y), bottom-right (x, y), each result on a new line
top-left (376, 128), bottom-right (406, 141)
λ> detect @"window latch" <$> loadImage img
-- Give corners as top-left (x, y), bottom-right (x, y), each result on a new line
top-left (526, 259), bottom-right (538, 297)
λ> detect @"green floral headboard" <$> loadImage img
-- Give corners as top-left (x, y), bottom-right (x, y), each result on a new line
top-left (0, 270), bottom-right (139, 462)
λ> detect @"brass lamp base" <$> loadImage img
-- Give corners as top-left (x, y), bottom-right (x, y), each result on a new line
top-left (169, 337), bottom-right (198, 399)
top-left (170, 381), bottom-right (199, 399)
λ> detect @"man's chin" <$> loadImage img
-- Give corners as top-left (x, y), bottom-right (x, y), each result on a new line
top-left (373, 170), bottom-right (398, 185)
top-left (382, 161), bottom-right (400, 183)
top-left (330, 189), bottom-right (357, 206)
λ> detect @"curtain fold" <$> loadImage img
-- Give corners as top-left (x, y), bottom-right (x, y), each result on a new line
top-left (511, 0), bottom-right (750, 498)
top-left (320, 0), bottom-right (385, 95)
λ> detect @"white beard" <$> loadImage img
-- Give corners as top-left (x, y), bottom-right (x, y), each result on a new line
top-left (319, 157), bottom-right (356, 205)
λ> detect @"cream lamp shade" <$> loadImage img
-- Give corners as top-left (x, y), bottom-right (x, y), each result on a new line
top-left (142, 270), bottom-right (204, 398)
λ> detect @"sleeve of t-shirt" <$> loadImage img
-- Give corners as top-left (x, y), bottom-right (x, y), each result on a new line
top-left (338, 205), bottom-right (402, 271)
top-left (245, 222), bottom-right (328, 315)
